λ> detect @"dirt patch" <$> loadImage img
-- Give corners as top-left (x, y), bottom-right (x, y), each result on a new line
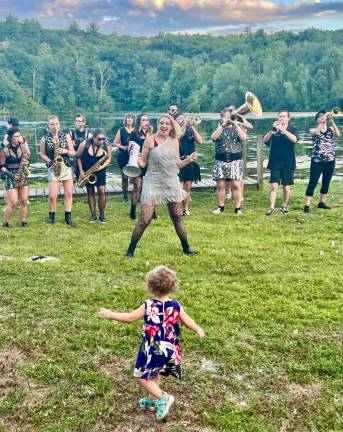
top-left (286, 382), bottom-right (323, 400)
top-left (0, 348), bottom-right (26, 401)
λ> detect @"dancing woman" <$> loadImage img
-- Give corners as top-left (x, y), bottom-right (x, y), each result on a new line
top-left (40, 115), bottom-right (75, 226)
top-left (113, 113), bottom-right (135, 202)
top-left (0, 127), bottom-right (30, 228)
top-left (126, 115), bottom-right (197, 257)
top-left (129, 114), bottom-right (153, 220)
top-left (304, 110), bottom-right (340, 212)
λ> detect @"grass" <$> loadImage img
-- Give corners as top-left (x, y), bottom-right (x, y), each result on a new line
top-left (0, 182), bottom-right (342, 432)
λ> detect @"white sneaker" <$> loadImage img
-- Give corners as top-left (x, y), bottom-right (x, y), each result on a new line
top-left (183, 210), bottom-right (191, 216)
top-left (212, 207), bottom-right (224, 214)
top-left (225, 193), bottom-right (232, 200)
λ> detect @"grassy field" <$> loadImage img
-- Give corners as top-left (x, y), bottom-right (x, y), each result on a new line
top-left (0, 183), bottom-right (342, 432)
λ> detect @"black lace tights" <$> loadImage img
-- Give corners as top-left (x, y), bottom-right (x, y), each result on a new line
top-left (127, 202), bottom-right (190, 254)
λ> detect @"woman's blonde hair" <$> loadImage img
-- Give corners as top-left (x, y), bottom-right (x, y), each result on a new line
top-left (146, 265), bottom-right (178, 297)
top-left (158, 114), bottom-right (182, 139)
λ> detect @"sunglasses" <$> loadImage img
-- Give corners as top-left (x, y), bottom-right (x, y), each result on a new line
top-left (97, 137), bottom-right (106, 141)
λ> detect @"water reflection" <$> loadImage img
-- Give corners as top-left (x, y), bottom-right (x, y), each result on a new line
top-left (2, 113), bottom-right (342, 185)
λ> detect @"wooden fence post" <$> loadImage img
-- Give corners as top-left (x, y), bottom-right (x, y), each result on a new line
top-left (256, 135), bottom-right (264, 191)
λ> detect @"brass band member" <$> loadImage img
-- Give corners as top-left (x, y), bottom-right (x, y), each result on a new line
top-left (0, 127), bottom-right (30, 228)
top-left (304, 110), bottom-right (340, 213)
top-left (176, 115), bottom-right (203, 216)
top-left (113, 113), bottom-right (135, 202)
top-left (129, 114), bottom-right (153, 220)
top-left (77, 128), bottom-right (112, 223)
top-left (40, 115), bottom-right (75, 226)
top-left (68, 113), bottom-right (92, 180)
top-left (211, 110), bottom-right (247, 214)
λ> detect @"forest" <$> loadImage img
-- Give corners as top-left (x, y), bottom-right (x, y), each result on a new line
top-left (0, 15), bottom-right (343, 117)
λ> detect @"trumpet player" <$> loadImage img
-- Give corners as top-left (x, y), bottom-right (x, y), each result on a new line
top-left (0, 127), bottom-right (30, 228)
top-left (176, 115), bottom-right (203, 216)
top-left (304, 110), bottom-right (340, 213)
top-left (40, 115), bottom-right (75, 226)
top-left (211, 110), bottom-right (247, 214)
top-left (77, 128), bottom-right (112, 223)
top-left (263, 110), bottom-right (298, 215)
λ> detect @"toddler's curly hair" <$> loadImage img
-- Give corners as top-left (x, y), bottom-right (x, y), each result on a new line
top-left (146, 265), bottom-right (178, 296)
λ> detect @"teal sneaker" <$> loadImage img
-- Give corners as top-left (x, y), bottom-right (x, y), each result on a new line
top-left (138, 397), bottom-right (156, 412)
top-left (156, 392), bottom-right (174, 420)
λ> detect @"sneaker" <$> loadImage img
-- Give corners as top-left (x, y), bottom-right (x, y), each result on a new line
top-left (183, 210), bottom-right (191, 216)
top-left (281, 206), bottom-right (289, 213)
top-left (138, 397), bottom-right (156, 412)
top-left (89, 216), bottom-right (97, 223)
top-left (235, 208), bottom-right (242, 215)
top-left (2, 222), bottom-right (9, 228)
top-left (225, 193), bottom-right (232, 200)
top-left (303, 206), bottom-right (310, 213)
top-left (266, 208), bottom-right (275, 216)
top-left (99, 216), bottom-right (107, 224)
top-left (65, 218), bottom-right (75, 228)
top-left (318, 202), bottom-right (331, 209)
top-left (48, 213), bottom-right (55, 224)
top-left (156, 393), bottom-right (174, 421)
top-left (20, 221), bottom-right (28, 228)
top-left (212, 207), bottom-right (224, 214)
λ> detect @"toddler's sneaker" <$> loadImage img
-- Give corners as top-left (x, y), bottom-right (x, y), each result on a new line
top-left (156, 392), bottom-right (174, 420)
top-left (138, 397), bottom-right (156, 412)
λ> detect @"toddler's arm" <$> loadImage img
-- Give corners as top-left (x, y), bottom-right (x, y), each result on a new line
top-left (99, 304), bottom-right (145, 323)
top-left (179, 307), bottom-right (205, 338)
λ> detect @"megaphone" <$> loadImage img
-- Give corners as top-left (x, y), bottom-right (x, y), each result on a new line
top-left (123, 142), bottom-right (142, 177)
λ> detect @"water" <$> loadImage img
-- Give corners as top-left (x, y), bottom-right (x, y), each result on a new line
top-left (2, 113), bottom-right (342, 185)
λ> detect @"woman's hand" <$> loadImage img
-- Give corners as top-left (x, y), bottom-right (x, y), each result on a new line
top-left (187, 152), bottom-right (197, 162)
top-left (99, 308), bottom-right (113, 320)
top-left (196, 327), bottom-right (205, 338)
top-left (56, 147), bottom-right (68, 155)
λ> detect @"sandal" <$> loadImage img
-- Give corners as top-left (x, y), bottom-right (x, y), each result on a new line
top-left (138, 397), bottom-right (156, 411)
top-left (156, 392), bottom-right (174, 420)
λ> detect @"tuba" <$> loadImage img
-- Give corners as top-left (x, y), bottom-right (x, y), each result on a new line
top-left (230, 91), bottom-right (263, 123)
top-left (77, 153), bottom-right (107, 188)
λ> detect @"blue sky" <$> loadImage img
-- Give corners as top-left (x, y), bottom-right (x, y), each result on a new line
top-left (0, 1), bottom-right (342, 35)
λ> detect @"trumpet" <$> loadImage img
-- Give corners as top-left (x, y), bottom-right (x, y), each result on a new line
top-left (187, 115), bottom-right (202, 126)
top-left (327, 107), bottom-right (341, 120)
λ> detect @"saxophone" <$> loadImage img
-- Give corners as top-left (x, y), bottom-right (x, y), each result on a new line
top-left (52, 134), bottom-right (63, 176)
top-left (77, 152), bottom-right (107, 188)
top-left (16, 158), bottom-right (31, 188)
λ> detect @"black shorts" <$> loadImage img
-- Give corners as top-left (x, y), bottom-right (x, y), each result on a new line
top-left (269, 163), bottom-right (294, 186)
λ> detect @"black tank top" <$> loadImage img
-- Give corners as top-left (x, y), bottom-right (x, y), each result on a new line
top-left (81, 139), bottom-right (107, 171)
top-left (6, 144), bottom-right (22, 166)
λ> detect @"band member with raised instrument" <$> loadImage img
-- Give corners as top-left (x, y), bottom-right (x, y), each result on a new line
top-left (176, 114), bottom-right (203, 216)
top-left (77, 128), bottom-right (112, 223)
top-left (129, 114), bottom-right (153, 220)
top-left (0, 127), bottom-right (30, 228)
top-left (304, 110), bottom-right (340, 213)
top-left (211, 110), bottom-right (247, 215)
top-left (126, 115), bottom-right (197, 258)
top-left (40, 115), bottom-right (75, 226)
top-left (68, 113), bottom-right (92, 181)
top-left (113, 113), bottom-right (135, 203)
top-left (263, 110), bottom-right (298, 215)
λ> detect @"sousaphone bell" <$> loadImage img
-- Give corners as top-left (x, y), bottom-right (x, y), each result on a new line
top-left (123, 142), bottom-right (142, 177)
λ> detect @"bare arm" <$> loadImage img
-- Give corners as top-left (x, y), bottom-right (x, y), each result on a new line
top-left (330, 120), bottom-right (340, 137)
top-left (77, 140), bottom-right (86, 175)
top-left (99, 304), bottom-right (145, 323)
top-left (39, 137), bottom-right (50, 164)
top-left (192, 127), bottom-right (203, 144)
top-left (179, 306), bottom-right (205, 337)
top-left (114, 129), bottom-right (128, 150)
top-left (138, 137), bottom-right (152, 168)
top-left (211, 124), bottom-right (224, 141)
top-left (233, 121), bottom-right (247, 141)
top-left (99, 144), bottom-right (112, 170)
top-left (0, 148), bottom-right (7, 172)
top-left (262, 130), bottom-right (273, 143)
top-left (175, 140), bottom-right (197, 168)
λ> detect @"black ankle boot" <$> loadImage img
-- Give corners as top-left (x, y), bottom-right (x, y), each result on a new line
top-left (318, 202), bottom-right (331, 209)
top-left (65, 212), bottom-right (75, 227)
top-left (126, 243), bottom-right (136, 258)
top-left (48, 212), bottom-right (55, 224)
top-left (130, 205), bottom-right (136, 220)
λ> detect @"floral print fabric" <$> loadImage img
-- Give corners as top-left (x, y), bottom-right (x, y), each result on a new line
top-left (133, 299), bottom-right (182, 380)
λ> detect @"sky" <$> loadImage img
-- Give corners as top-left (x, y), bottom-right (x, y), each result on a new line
top-left (0, 0), bottom-right (342, 36)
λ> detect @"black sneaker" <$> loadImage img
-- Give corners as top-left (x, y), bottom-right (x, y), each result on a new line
top-left (266, 208), bottom-right (275, 216)
top-left (318, 202), bottom-right (331, 209)
top-left (48, 213), bottom-right (55, 224)
top-left (281, 206), bottom-right (289, 213)
top-left (126, 250), bottom-right (134, 258)
top-left (99, 216), bottom-right (107, 224)
top-left (2, 222), bottom-right (10, 228)
top-left (89, 215), bottom-right (97, 223)
top-left (304, 206), bottom-right (310, 213)
top-left (65, 218), bottom-right (75, 228)
top-left (20, 221), bottom-right (28, 228)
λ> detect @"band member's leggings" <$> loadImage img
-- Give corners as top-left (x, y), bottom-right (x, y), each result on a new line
top-left (127, 201), bottom-right (190, 254)
top-left (305, 159), bottom-right (335, 196)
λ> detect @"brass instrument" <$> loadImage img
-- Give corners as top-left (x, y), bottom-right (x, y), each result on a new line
top-left (230, 91), bottom-right (263, 123)
top-left (191, 115), bottom-right (202, 125)
top-left (16, 158), bottom-right (31, 188)
top-left (52, 135), bottom-right (63, 177)
top-left (78, 153), bottom-right (107, 188)
top-left (327, 107), bottom-right (341, 120)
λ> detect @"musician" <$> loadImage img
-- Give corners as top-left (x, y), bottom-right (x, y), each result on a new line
top-left (304, 110), bottom-right (340, 213)
top-left (211, 110), bottom-right (247, 214)
top-left (263, 110), bottom-right (298, 215)
top-left (68, 113), bottom-right (92, 180)
top-left (176, 114), bottom-right (203, 216)
top-left (39, 115), bottom-right (75, 226)
top-left (168, 103), bottom-right (179, 120)
top-left (113, 113), bottom-right (135, 202)
top-left (126, 114), bottom-right (197, 258)
top-left (2, 117), bottom-right (20, 148)
top-left (0, 127), bottom-right (30, 228)
top-left (77, 128), bottom-right (112, 223)
top-left (129, 114), bottom-right (153, 220)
